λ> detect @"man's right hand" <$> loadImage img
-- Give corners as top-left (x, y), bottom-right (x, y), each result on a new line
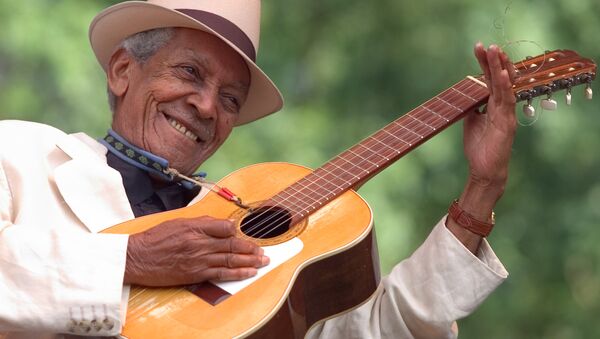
top-left (123, 216), bottom-right (269, 286)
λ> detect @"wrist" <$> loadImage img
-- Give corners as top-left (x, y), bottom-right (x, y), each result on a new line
top-left (445, 198), bottom-right (494, 254)
top-left (459, 176), bottom-right (505, 220)
top-left (448, 199), bottom-right (495, 237)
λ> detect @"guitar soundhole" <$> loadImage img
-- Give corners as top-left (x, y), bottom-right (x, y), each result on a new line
top-left (240, 206), bottom-right (291, 239)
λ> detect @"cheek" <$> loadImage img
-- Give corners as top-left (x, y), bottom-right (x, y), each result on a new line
top-left (148, 73), bottom-right (190, 101)
top-left (217, 115), bottom-right (236, 138)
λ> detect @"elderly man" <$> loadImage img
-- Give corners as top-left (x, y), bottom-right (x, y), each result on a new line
top-left (0, 0), bottom-right (515, 338)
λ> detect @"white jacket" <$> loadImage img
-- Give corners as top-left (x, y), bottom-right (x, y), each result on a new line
top-left (0, 120), bottom-right (507, 338)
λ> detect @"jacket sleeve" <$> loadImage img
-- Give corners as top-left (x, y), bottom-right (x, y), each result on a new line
top-left (307, 217), bottom-right (508, 339)
top-left (0, 159), bottom-right (129, 337)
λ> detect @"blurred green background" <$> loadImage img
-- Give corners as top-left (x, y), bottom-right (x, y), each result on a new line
top-left (1, 0), bottom-right (599, 338)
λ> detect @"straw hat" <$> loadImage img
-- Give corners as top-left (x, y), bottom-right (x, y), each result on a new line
top-left (89, 0), bottom-right (283, 125)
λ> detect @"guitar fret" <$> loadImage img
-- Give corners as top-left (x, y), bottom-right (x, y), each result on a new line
top-left (275, 188), bottom-right (314, 213)
top-left (347, 148), bottom-right (380, 169)
top-left (366, 136), bottom-right (396, 161)
top-left (421, 104), bottom-right (450, 122)
top-left (435, 96), bottom-right (463, 113)
top-left (413, 108), bottom-right (445, 130)
top-left (393, 120), bottom-right (422, 140)
top-left (451, 86), bottom-right (478, 102)
top-left (298, 173), bottom-right (344, 207)
top-left (403, 111), bottom-right (435, 133)
top-left (407, 113), bottom-right (436, 131)
top-left (326, 159), bottom-right (361, 181)
top-left (307, 170), bottom-right (349, 195)
top-left (281, 182), bottom-right (334, 214)
top-left (380, 128), bottom-right (410, 149)
top-left (300, 176), bottom-right (339, 205)
top-left (285, 182), bottom-right (322, 205)
top-left (315, 169), bottom-right (354, 192)
top-left (441, 86), bottom-right (477, 108)
top-left (267, 77), bottom-right (495, 223)
top-left (355, 142), bottom-right (387, 161)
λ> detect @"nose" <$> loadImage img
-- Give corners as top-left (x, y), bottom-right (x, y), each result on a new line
top-left (186, 88), bottom-right (218, 121)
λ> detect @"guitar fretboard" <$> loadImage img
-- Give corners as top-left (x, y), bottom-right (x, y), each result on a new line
top-left (266, 77), bottom-right (489, 224)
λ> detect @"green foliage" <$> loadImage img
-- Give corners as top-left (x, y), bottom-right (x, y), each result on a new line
top-left (1, 0), bottom-right (599, 338)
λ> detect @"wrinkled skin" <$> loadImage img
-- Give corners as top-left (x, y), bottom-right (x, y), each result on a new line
top-left (107, 28), bottom-right (267, 286)
top-left (109, 28), bottom-right (250, 175)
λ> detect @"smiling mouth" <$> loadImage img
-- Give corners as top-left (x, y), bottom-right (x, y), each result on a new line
top-left (167, 116), bottom-right (200, 142)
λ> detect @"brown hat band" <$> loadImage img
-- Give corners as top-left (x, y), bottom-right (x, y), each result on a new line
top-left (175, 8), bottom-right (256, 62)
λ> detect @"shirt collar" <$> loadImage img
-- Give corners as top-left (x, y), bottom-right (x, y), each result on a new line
top-left (106, 152), bottom-right (200, 210)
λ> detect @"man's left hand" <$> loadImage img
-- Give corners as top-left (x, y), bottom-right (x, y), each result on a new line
top-left (446, 43), bottom-right (517, 253)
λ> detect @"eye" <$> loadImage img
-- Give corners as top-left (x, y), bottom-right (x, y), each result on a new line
top-left (221, 94), bottom-right (241, 113)
top-left (180, 65), bottom-right (198, 77)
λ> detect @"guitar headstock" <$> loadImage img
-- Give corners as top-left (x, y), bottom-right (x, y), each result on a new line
top-left (510, 50), bottom-right (596, 116)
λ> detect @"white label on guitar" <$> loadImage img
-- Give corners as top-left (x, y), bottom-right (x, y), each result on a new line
top-left (213, 238), bottom-right (304, 295)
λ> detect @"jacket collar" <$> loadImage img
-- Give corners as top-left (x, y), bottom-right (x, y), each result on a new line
top-left (53, 132), bottom-right (134, 233)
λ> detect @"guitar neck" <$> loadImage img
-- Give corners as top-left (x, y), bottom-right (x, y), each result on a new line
top-left (266, 77), bottom-right (489, 224)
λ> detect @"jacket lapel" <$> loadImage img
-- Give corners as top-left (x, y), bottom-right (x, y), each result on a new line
top-left (54, 133), bottom-right (134, 233)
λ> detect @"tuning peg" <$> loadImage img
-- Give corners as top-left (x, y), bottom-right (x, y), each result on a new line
top-left (541, 93), bottom-right (557, 111)
top-left (585, 83), bottom-right (593, 100)
top-left (523, 98), bottom-right (535, 117)
top-left (565, 88), bottom-right (572, 106)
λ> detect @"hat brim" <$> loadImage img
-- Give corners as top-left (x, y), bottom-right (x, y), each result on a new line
top-left (89, 1), bottom-right (283, 125)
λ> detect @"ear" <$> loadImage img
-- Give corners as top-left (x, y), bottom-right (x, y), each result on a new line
top-left (107, 48), bottom-right (132, 99)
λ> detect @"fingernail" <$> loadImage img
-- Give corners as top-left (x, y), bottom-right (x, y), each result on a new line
top-left (261, 256), bottom-right (270, 266)
top-left (256, 247), bottom-right (264, 256)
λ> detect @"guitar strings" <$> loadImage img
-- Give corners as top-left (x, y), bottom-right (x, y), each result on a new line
top-left (126, 80), bottom-right (487, 311)
top-left (249, 80), bottom-right (483, 238)
top-left (128, 78), bottom-right (488, 312)
top-left (254, 81), bottom-right (484, 239)
top-left (249, 48), bottom-right (584, 238)
top-left (243, 80), bottom-right (484, 239)
top-left (241, 79), bottom-right (485, 239)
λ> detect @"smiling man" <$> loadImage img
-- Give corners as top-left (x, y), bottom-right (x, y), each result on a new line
top-left (0, 0), bottom-right (516, 338)
top-left (108, 29), bottom-right (250, 174)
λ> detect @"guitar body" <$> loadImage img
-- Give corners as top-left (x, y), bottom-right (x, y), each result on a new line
top-left (103, 162), bottom-right (381, 338)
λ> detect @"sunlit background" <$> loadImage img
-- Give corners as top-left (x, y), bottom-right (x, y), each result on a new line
top-left (1, 1), bottom-right (598, 338)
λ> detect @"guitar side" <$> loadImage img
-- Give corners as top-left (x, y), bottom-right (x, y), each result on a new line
top-left (103, 162), bottom-right (380, 338)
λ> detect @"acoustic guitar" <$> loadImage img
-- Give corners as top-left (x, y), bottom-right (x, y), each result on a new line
top-left (104, 50), bottom-right (596, 338)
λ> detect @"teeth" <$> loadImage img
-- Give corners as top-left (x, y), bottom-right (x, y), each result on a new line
top-left (168, 117), bottom-right (199, 142)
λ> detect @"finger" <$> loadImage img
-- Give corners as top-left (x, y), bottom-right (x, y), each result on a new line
top-left (207, 237), bottom-right (263, 255)
top-left (486, 45), bottom-right (505, 102)
top-left (498, 69), bottom-right (517, 106)
top-left (206, 252), bottom-right (270, 269)
top-left (193, 218), bottom-right (236, 238)
top-left (492, 69), bottom-right (517, 133)
top-left (203, 267), bottom-right (259, 282)
top-left (474, 42), bottom-right (492, 88)
top-left (499, 50), bottom-right (518, 83)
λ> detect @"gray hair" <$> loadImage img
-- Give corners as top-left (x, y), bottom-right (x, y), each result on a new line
top-left (107, 27), bottom-right (176, 113)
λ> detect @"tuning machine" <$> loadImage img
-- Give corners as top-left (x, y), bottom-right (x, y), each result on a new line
top-left (540, 87), bottom-right (557, 111)
top-left (565, 88), bottom-right (572, 105)
top-left (585, 83), bottom-right (593, 100)
top-left (523, 98), bottom-right (535, 117)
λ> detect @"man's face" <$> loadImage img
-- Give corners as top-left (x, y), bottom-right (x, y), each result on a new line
top-left (111, 28), bottom-right (250, 175)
